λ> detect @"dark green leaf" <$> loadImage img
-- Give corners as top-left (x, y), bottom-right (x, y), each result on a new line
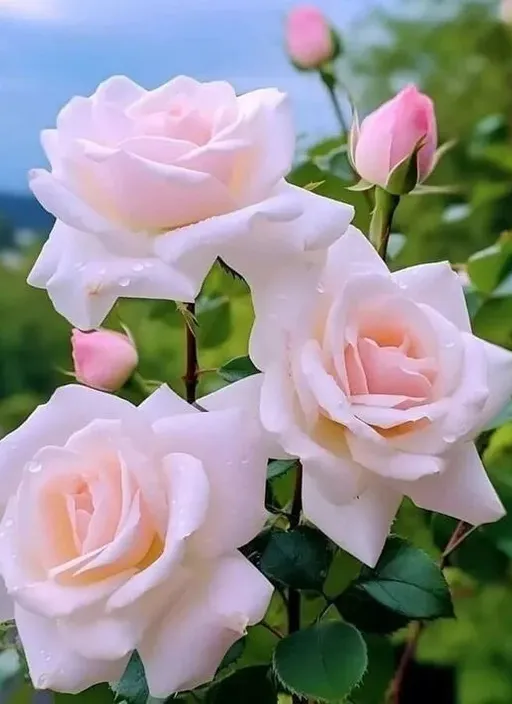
top-left (110, 651), bottom-right (148, 704)
top-left (206, 666), bottom-right (277, 703)
top-left (273, 622), bottom-right (367, 702)
top-left (352, 536), bottom-right (453, 620)
top-left (218, 356), bottom-right (259, 384)
top-left (56, 684), bottom-right (115, 704)
top-left (336, 583), bottom-right (410, 634)
top-left (267, 459), bottom-right (298, 481)
top-left (196, 293), bottom-right (231, 348)
top-left (217, 637), bottom-right (246, 672)
top-left (260, 526), bottom-right (333, 591)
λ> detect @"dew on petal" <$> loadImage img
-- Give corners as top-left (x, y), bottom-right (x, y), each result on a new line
top-left (25, 461), bottom-right (42, 474)
top-left (4, 519), bottom-right (13, 529)
top-left (132, 263), bottom-right (145, 273)
top-left (316, 283), bottom-right (325, 293)
top-left (119, 277), bottom-right (131, 288)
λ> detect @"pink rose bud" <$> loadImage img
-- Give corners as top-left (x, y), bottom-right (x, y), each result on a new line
top-left (286, 5), bottom-right (337, 70)
top-left (502, 0), bottom-right (512, 23)
top-left (352, 85), bottom-right (438, 193)
top-left (71, 328), bottom-right (138, 392)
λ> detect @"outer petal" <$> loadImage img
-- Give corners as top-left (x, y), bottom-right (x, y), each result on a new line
top-left (406, 443), bottom-right (504, 525)
top-left (151, 407), bottom-right (267, 556)
top-left (302, 473), bottom-right (402, 566)
top-left (0, 580), bottom-right (13, 622)
top-left (28, 221), bottom-right (195, 329)
top-left (138, 553), bottom-right (273, 698)
top-left (0, 385), bottom-right (151, 505)
top-left (139, 384), bottom-right (194, 423)
top-left (477, 340), bottom-right (512, 430)
top-left (393, 261), bottom-right (471, 333)
top-left (15, 605), bottom-right (129, 693)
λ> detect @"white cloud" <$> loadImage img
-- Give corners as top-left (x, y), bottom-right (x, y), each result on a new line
top-left (0, 0), bottom-right (61, 20)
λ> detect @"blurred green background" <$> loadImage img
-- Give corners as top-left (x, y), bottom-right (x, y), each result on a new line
top-left (2, 1), bottom-right (512, 702)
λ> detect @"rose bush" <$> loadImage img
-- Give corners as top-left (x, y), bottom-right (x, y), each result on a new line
top-left (0, 384), bottom-right (272, 695)
top-left (217, 227), bottom-right (511, 566)
top-left (28, 75), bottom-right (353, 329)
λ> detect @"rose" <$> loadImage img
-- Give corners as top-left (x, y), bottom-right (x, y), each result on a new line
top-left (71, 328), bottom-right (138, 391)
top-left (0, 384), bottom-right (272, 695)
top-left (285, 5), bottom-right (338, 70)
top-left (351, 85), bottom-right (437, 193)
top-left (28, 74), bottom-right (353, 330)
top-left (213, 227), bottom-right (510, 567)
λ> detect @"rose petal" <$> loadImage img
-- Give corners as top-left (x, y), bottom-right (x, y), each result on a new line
top-left (477, 339), bottom-right (512, 430)
top-left (302, 472), bottom-right (402, 566)
top-left (138, 552), bottom-right (272, 698)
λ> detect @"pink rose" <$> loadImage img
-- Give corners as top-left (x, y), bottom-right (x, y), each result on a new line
top-left (28, 75), bottom-right (353, 330)
top-left (352, 85), bottom-right (437, 192)
top-left (0, 385), bottom-right (272, 695)
top-left (214, 228), bottom-right (511, 567)
top-left (71, 328), bottom-right (138, 392)
top-left (285, 6), bottom-right (336, 69)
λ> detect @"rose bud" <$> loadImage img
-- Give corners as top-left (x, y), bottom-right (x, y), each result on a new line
top-left (71, 328), bottom-right (138, 392)
top-left (285, 5), bottom-right (339, 70)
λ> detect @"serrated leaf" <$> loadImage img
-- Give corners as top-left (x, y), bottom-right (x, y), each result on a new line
top-left (351, 536), bottom-right (453, 620)
top-left (111, 651), bottom-right (148, 704)
top-left (336, 583), bottom-right (410, 635)
top-left (260, 526), bottom-right (333, 591)
top-left (273, 622), bottom-right (367, 702)
top-left (217, 637), bottom-right (246, 672)
top-left (218, 356), bottom-right (260, 383)
top-left (267, 459), bottom-right (298, 481)
top-left (206, 665), bottom-right (277, 703)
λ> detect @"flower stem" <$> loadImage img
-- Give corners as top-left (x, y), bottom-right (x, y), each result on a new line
top-left (184, 302), bottom-right (198, 404)
top-left (387, 519), bottom-right (472, 703)
top-left (369, 187), bottom-right (400, 260)
top-left (288, 463), bottom-right (303, 704)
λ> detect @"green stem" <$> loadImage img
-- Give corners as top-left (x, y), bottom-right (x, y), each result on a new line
top-left (369, 187), bottom-right (401, 260)
top-left (184, 302), bottom-right (198, 404)
top-left (288, 464), bottom-right (303, 704)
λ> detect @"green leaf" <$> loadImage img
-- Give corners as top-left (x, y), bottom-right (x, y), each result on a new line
top-left (206, 666), bottom-right (277, 703)
top-left (352, 636), bottom-right (395, 704)
top-left (467, 236), bottom-right (512, 295)
top-left (196, 293), bottom-right (231, 349)
top-left (349, 536), bottom-right (454, 620)
top-left (347, 178), bottom-right (374, 192)
top-left (0, 649), bottom-right (21, 687)
top-left (273, 622), bottom-right (367, 702)
top-left (267, 459), bottom-right (298, 481)
top-left (387, 233), bottom-right (406, 259)
top-left (218, 356), bottom-right (260, 384)
top-left (260, 526), bottom-right (333, 591)
top-left (110, 651), bottom-right (148, 704)
top-left (217, 638), bottom-right (246, 672)
top-left (56, 684), bottom-right (115, 703)
top-left (336, 583), bottom-right (410, 635)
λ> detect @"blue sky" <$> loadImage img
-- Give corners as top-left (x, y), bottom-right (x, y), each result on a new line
top-left (0, 0), bottom-right (389, 193)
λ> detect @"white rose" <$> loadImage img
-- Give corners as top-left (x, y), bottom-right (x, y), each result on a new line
top-left (210, 227), bottom-right (511, 566)
top-left (29, 75), bottom-right (353, 329)
top-left (0, 384), bottom-right (272, 696)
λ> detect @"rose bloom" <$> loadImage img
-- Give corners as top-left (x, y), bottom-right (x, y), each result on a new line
top-left (352, 85), bottom-right (437, 191)
top-left (29, 75), bottom-right (353, 329)
top-left (215, 227), bottom-right (510, 566)
top-left (71, 328), bottom-right (138, 392)
top-left (0, 385), bottom-right (272, 695)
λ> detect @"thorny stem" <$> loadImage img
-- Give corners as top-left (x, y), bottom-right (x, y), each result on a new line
top-left (369, 187), bottom-right (401, 261)
top-left (288, 464), bottom-right (303, 704)
top-left (184, 302), bottom-right (199, 404)
top-left (387, 520), bottom-right (472, 703)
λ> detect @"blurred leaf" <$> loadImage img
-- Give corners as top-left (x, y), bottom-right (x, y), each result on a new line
top-left (467, 236), bottom-right (512, 295)
top-left (6, 683), bottom-right (33, 704)
top-left (111, 651), bottom-right (148, 704)
top-left (218, 356), bottom-right (259, 383)
top-left (267, 459), bottom-right (298, 481)
top-left (483, 401), bottom-right (512, 432)
top-left (442, 203), bottom-right (471, 224)
top-left (273, 622), bottom-right (367, 702)
top-left (206, 666), bottom-right (277, 703)
top-left (352, 635), bottom-right (395, 704)
top-left (260, 526), bottom-right (333, 591)
top-left (345, 536), bottom-right (453, 620)
top-left (56, 684), bottom-right (115, 703)
top-left (473, 297), bottom-right (512, 347)
top-left (196, 293), bottom-right (231, 349)
top-left (387, 233), bottom-right (407, 259)
top-left (0, 649), bottom-right (20, 687)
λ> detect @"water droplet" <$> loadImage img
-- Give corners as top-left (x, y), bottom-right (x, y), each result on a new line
top-left (143, 261), bottom-right (153, 269)
top-left (443, 434), bottom-right (457, 444)
top-left (4, 519), bottom-right (13, 529)
top-left (0, 531), bottom-right (6, 540)
top-left (37, 674), bottom-right (49, 689)
top-left (398, 282), bottom-right (408, 290)
top-left (241, 458), bottom-right (249, 466)
top-left (118, 277), bottom-right (130, 288)
top-left (44, 654), bottom-right (51, 663)
top-left (132, 263), bottom-right (144, 272)
top-left (445, 341), bottom-right (456, 349)
top-left (316, 284), bottom-right (325, 294)
top-left (26, 461), bottom-right (42, 474)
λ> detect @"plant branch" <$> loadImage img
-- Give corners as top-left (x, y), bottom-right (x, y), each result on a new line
top-left (184, 302), bottom-right (198, 404)
top-left (387, 520), bottom-right (473, 703)
top-left (370, 187), bottom-right (400, 260)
